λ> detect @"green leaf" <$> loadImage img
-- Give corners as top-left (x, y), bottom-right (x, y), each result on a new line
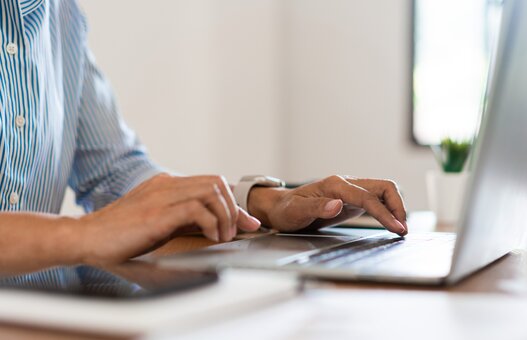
top-left (431, 138), bottom-right (472, 173)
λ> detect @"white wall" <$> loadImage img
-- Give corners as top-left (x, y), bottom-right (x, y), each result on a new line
top-left (78, 0), bottom-right (284, 177)
top-left (64, 0), bottom-right (436, 214)
top-left (281, 0), bottom-right (436, 209)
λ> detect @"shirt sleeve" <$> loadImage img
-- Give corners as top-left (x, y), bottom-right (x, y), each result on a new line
top-left (68, 47), bottom-right (164, 212)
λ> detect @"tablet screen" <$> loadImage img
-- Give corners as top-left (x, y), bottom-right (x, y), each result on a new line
top-left (0, 262), bottom-right (218, 299)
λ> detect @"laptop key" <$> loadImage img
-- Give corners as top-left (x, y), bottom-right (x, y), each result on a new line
top-left (337, 237), bottom-right (456, 271)
top-left (296, 233), bottom-right (452, 269)
top-left (295, 236), bottom-right (405, 267)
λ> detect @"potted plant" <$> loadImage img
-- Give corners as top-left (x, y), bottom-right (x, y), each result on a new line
top-left (426, 138), bottom-right (472, 225)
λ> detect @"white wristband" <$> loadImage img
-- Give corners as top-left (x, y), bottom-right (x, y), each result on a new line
top-left (233, 175), bottom-right (285, 212)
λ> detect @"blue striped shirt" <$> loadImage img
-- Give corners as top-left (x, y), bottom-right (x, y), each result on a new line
top-left (0, 0), bottom-right (162, 213)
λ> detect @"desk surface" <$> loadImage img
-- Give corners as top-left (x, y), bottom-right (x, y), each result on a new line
top-left (2, 217), bottom-right (527, 339)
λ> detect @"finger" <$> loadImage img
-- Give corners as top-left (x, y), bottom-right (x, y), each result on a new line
top-left (381, 183), bottom-right (407, 229)
top-left (151, 182), bottom-right (234, 241)
top-left (236, 208), bottom-right (261, 232)
top-left (213, 176), bottom-right (238, 238)
top-left (293, 197), bottom-right (344, 223)
top-left (348, 179), bottom-right (407, 229)
top-left (321, 177), bottom-right (406, 235)
top-left (174, 175), bottom-right (238, 238)
top-left (202, 185), bottom-right (233, 242)
top-left (163, 200), bottom-right (220, 242)
top-left (257, 195), bottom-right (343, 230)
top-left (360, 193), bottom-right (407, 236)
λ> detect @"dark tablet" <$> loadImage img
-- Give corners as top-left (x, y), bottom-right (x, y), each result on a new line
top-left (0, 261), bottom-right (218, 299)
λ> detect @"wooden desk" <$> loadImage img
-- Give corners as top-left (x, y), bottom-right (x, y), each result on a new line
top-left (2, 231), bottom-right (527, 339)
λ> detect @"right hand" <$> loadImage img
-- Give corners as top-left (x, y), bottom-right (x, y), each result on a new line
top-left (76, 173), bottom-right (261, 266)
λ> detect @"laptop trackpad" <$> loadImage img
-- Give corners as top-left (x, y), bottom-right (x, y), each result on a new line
top-left (159, 228), bottom-right (388, 270)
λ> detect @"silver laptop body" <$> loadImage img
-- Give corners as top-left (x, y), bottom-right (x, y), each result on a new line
top-left (159, 0), bottom-right (527, 285)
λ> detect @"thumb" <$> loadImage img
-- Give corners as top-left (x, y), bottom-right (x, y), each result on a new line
top-left (236, 208), bottom-right (262, 232)
top-left (302, 197), bottom-right (343, 220)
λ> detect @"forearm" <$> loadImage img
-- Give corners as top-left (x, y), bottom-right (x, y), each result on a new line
top-left (0, 213), bottom-right (83, 275)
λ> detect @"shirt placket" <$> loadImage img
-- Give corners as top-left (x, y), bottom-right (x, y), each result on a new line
top-left (0, 0), bottom-right (29, 210)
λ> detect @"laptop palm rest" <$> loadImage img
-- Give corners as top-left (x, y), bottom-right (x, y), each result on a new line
top-left (158, 228), bottom-right (389, 270)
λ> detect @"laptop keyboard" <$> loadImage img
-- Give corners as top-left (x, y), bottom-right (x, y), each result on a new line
top-left (293, 233), bottom-right (456, 269)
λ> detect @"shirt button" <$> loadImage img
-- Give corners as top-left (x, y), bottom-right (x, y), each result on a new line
top-left (6, 43), bottom-right (18, 55)
top-left (15, 116), bottom-right (25, 128)
top-left (9, 192), bottom-right (19, 205)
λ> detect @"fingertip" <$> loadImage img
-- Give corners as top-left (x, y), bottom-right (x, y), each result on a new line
top-left (397, 229), bottom-right (408, 237)
top-left (324, 199), bottom-right (343, 217)
top-left (231, 224), bottom-right (237, 239)
top-left (395, 212), bottom-right (408, 229)
top-left (205, 229), bottom-right (219, 242)
top-left (247, 215), bottom-right (261, 231)
top-left (237, 209), bottom-right (261, 232)
top-left (394, 220), bottom-right (407, 236)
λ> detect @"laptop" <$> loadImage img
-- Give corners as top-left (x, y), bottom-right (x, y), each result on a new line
top-left (159, 0), bottom-right (527, 285)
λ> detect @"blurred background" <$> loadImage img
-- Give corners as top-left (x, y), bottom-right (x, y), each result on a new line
top-left (63, 0), bottom-right (495, 214)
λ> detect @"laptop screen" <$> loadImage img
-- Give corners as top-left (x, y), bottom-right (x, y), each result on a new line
top-left (449, 0), bottom-right (527, 283)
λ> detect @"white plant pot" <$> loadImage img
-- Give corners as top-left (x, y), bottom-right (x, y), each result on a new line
top-left (426, 170), bottom-right (469, 225)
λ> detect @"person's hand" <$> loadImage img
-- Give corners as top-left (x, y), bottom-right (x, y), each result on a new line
top-left (76, 173), bottom-right (261, 266)
top-left (247, 175), bottom-right (407, 236)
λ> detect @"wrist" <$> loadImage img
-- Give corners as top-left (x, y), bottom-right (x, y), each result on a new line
top-left (50, 216), bottom-right (86, 266)
top-left (75, 213), bottom-right (103, 266)
top-left (247, 187), bottom-right (287, 227)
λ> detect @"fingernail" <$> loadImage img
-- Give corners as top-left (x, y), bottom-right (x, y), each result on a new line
top-left (325, 199), bottom-right (341, 212)
top-left (396, 220), bottom-right (406, 234)
top-left (249, 215), bottom-right (261, 227)
top-left (212, 230), bottom-right (219, 242)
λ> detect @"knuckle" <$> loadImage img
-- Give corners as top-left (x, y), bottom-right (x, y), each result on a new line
top-left (214, 175), bottom-right (228, 188)
top-left (152, 173), bottom-right (169, 183)
top-left (148, 174), bottom-right (172, 189)
top-left (385, 180), bottom-right (398, 191)
top-left (208, 174), bottom-right (223, 183)
top-left (212, 183), bottom-right (222, 194)
top-left (203, 175), bottom-right (227, 188)
top-left (205, 184), bottom-right (221, 199)
top-left (209, 191), bottom-right (225, 208)
top-left (325, 175), bottom-right (344, 185)
top-left (362, 194), bottom-right (379, 209)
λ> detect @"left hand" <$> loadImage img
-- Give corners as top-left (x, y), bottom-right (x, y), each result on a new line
top-left (247, 175), bottom-right (408, 236)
